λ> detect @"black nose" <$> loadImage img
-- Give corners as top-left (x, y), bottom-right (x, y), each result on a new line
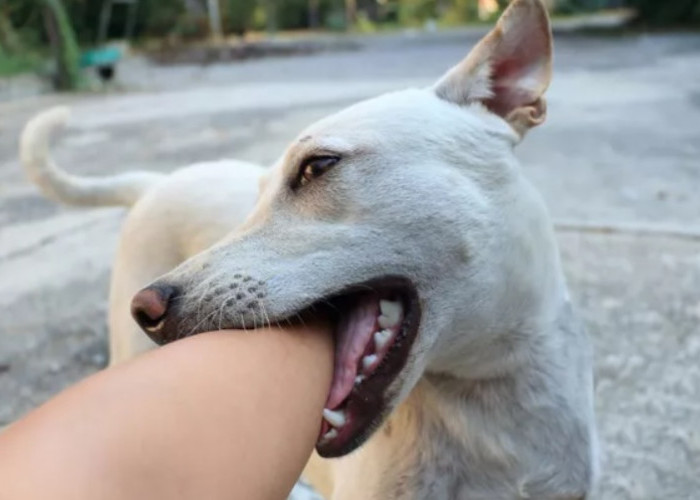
top-left (131, 285), bottom-right (177, 341)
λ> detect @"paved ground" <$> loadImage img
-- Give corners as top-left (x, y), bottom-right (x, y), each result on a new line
top-left (1, 30), bottom-right (699, 499)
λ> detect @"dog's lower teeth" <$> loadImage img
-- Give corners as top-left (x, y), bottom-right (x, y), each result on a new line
top-left (362, 354), bottom-right (378, 371)
top-left (374, 329), bottom-right (392, 350)
top-left (323, 408), bottom-right (347, 427)
top-left (320, 428), bottom-right (338, 442)
top-left (355, 375), bottom-right (365, 386)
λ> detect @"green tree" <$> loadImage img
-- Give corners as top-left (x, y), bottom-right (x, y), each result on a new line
top-left (139, 0), bottom-right (187, 37)
top-left (43, 0), bottom-right (82, 90)
top-left (0, 10), bottom-right (23, 54)
top-left (626, 0), bottom-right (700, 26)
top-left (397, 0), bottom-right (436, 25)
top-left (225, 0), bottom-right (257, 36)
top-left (438, 0), bottom-right (478, 25)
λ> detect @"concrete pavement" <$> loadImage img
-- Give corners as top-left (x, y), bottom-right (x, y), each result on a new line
top-left (1, 31), bottom-right (699, 499)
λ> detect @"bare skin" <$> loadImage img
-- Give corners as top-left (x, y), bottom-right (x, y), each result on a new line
top-left (0, 323), bottom-right (333, 500)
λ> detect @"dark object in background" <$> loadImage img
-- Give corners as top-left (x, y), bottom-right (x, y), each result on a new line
top-left (628, 0), bottom-right (700, 26)
top-left (80, 46), bottom-right (121, 83)
top-left (97, 64), bottom-right (115, 82)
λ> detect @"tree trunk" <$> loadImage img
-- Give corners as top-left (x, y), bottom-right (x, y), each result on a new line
top-left (345, 0), bottom-right (357, 29)
top-left (264, 0), bottom-right (277, 35)
top-left (43, 0), bottom-right (82, 91)
top-left (308, 0), bottom-right (320, 29)
top-left (207, 0), bottom-right (223, 41)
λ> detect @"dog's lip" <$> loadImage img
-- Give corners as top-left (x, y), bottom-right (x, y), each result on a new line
top-left (312, 277), bottom-right (422, 458)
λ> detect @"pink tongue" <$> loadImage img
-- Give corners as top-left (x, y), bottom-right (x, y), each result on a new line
top-left (326, 294), bottom-right (378, 410)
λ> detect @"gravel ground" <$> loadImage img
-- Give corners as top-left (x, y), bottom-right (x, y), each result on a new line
top-left (1, 30), bottom-right (699, 499)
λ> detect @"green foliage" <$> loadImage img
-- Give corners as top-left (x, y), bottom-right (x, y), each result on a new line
top-left (0, 12), bottom-right (23, 54)
top-left (251, 5), bottom-right (268, 30)
top-left (324, 10), bottom-right (347, 30)
top-left (556, 0), bottom-right (700, 23)
top-left (355, 11), bottom-right (378, 32)
top-left (625, 0), bottom-right (700, 26)
top-left (397, 0), bottom-right (438, 26)
top-left (0, 51), bottom-right (43, 76)
top-left (554, 0), bottom-right (610, 15)
top-left (225, 0), bottom-right (257, 35)
top-left (138, 0), bottom-right (188, 38)
top-left (440, 0), bottom-right (479, 25)
top-left (274, 0), bottom-right (306, 29)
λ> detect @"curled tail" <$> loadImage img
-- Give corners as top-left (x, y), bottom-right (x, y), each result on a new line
top-left (20, 106), bottom-right (165, 207)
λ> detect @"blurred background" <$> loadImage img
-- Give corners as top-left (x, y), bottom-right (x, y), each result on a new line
top-left (1, 1), bottom-right (699, 499)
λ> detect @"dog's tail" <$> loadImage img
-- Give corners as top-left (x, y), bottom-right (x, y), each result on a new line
top-left (20, 106), bottom-right (165, 207)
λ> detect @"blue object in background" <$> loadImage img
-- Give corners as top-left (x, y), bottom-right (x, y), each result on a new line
top-left (80, 47), bottom-right (122, 68)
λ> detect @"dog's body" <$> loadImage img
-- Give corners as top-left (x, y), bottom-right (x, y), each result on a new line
top-left (23, 1), bottom-right (598, 498)
top-left (20, 107), bottom-right (265, 365)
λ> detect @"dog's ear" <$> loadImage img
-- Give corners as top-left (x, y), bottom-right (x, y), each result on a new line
top-left (433, 0), bottom-right (552, 136)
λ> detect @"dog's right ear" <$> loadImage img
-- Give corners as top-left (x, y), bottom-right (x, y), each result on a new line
top-left (433, 0), bottom-right (552, 137)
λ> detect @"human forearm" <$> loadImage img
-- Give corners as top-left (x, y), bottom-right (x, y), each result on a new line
top-left (0, 323), bottom-right (333, 500)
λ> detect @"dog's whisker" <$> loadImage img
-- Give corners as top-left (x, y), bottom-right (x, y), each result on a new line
top-left (294, 312), bottom-right (308, 330)
top-left (215, 297), bottom-right (229, 332)
top-left (251, 309), bottom-right (258, 330)
top-left (185, 306), bottom-right (219, 338)
top-left (191, 286), bottom-right (210, 324)
top-left (260, 301), bottom-right (273, 330)
top-left (318, 299), bottom-right (340, 314)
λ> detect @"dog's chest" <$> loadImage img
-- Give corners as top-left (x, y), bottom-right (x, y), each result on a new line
top-left (338, 412), bottom-right (520, 500)
top-left (378, 443), bottom-right (521, 500)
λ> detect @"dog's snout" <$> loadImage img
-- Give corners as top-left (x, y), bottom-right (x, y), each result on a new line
top-left (131, 285), bottom-right (177, 341)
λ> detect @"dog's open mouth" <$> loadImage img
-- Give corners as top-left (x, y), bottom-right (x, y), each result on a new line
top-left (301, 277), bottom-right (421, 457)
top-left (135, 274), bottom-right (420, 457)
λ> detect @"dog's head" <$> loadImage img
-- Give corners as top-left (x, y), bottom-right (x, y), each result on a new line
top-left (132, 0), bottom-right (563, 457)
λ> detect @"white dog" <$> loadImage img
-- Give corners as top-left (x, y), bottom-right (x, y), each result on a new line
top-left (129, 1), bottom-right (599, 498)
top-left (20, 106), bottom-right (265, 365)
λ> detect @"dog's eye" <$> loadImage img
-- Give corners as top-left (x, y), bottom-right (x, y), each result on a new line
top-left (298, 156), bottom-right (339, 187)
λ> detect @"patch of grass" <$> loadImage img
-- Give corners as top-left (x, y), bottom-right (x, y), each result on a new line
top-left (355, 12), bottom-right (379, 33)
top-left (0, 51), bottom-right (43, 77)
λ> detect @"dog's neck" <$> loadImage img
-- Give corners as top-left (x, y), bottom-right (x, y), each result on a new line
top-left (332, 298), bottom-right (597, 500)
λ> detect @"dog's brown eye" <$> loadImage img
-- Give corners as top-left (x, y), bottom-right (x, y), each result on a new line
top-left (299, 156), bottom-right (339, 187)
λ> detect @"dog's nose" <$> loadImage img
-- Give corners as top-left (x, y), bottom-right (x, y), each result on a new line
top-left (131, 285), bottom-right (177, 339)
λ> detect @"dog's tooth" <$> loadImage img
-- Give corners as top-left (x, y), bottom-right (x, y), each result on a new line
top-left (320, 428), bottom-right (338, 443)
top-left (374, 329), bottom-right (393, 351)
top-left (323, 408), bottom-right (347, 428)
top-left (362, 354), bottom-right (378, 371)
top-left (355, 375), bottom-right (365, 386)
top-left (378, 300), bottom-right (402, 328)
